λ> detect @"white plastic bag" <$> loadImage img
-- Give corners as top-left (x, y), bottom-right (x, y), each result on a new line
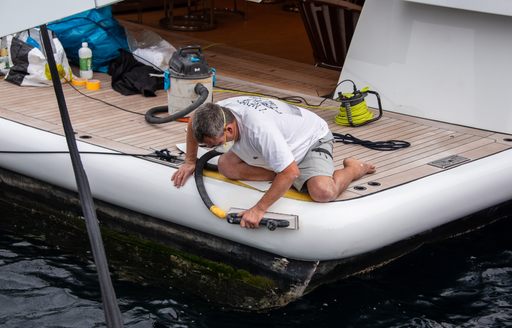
top-left (5, 29), bottom-right (72, 87)
top-left (126, 29), bottom-right (176, 71)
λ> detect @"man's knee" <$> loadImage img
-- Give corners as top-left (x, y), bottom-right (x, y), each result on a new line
top-left (307, 181), bottom-right (336, 203)
top-left (217, 154), bottom-right (235, 179)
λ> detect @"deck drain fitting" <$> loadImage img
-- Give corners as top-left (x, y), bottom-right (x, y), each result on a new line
top-left (368, 181), bottom-right (381, 187)
top-left (353, 185), bottom-right (367, 191)
top-left (504, 138), bottom-right (512, 142)
top-left (79, 135), bottom-right (92, 139)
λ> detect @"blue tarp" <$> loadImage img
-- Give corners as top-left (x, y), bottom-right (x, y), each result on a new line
top-left (48, 7), bottom-right (129, 73)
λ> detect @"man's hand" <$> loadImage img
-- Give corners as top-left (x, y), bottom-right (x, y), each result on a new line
top-left (238, 162), bottom-right (299, 229)
top-left (172, 118), bottom-right (199, 188)
top-left (171, 162), bottom-right (196, 188)
top-left (240, 206), bottom-right (266, 229)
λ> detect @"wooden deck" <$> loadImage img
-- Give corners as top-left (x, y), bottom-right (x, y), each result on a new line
top-left (1, 23), bottom-right (511, 201)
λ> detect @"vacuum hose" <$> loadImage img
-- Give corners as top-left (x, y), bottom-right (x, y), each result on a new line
top-left (145, 83), bottom-right (209, 124)
top-left (194, 149), bottom-right (227, 219)
top-left (194, 150), bottom-right (290, 230)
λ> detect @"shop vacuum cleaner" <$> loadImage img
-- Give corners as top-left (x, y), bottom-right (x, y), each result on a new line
top-left (145, 45), bottom-right (213, 124)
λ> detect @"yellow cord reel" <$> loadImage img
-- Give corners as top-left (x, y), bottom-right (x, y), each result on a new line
top-left (335, 81), bottom-right (383, 127)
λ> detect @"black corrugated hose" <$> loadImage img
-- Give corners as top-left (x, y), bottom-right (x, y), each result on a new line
top-left (194, 149), bottom-right (223, 216)
top-left (145, 83), bottom-right (209, 124)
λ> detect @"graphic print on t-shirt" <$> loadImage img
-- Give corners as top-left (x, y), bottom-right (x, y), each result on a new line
top-left (236, 97), bottom-right (281, 113)
top-left (232, 96), bottom-right (303, 116)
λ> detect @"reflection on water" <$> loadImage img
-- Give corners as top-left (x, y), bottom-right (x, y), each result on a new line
top-left (0, 203), bottom-right (511, 327)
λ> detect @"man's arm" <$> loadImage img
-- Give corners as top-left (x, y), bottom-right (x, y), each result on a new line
top-left (240, 161), bottom-right (300, 229)
top-left (172, 119), bottom-right (199, 187)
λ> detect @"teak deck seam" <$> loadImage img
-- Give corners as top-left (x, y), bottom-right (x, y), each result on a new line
top-left (1, 23), bottom-right (510, 200)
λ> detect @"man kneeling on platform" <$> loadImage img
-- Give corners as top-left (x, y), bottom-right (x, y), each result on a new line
top-left (172, 96), bottom-right (375, 229)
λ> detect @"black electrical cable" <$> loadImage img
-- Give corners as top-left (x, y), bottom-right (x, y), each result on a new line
top-left (333, 132), bottom-right (411, 151)
top-left (51, 18), bottom-right (356, 120)
top-left (40, 24), bottom-right (123, 328)
top-left (67, 81), bottom-right (144, 116)
top-left (48, 16), bottom-right (165, 117)
top-left (0, 150), bottom-right (158, 156)
top-left (214, 79), bottom-right (358, 108)
top-left (213, 85), bottom-right (331, 108)
top-left (0, 149), bottom-right (183, 163)
top-left (0, 149), bottom-right (184, 163)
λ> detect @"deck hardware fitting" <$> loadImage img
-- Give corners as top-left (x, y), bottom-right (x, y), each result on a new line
top-left (368, 181), bottom-right (381, 187)
top-left (354, 185), bottom-right (367, 191)
top-left (428, 155), bottom-right (470, 169)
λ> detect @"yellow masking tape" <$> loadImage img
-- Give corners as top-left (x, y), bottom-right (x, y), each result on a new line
top-left (85, 79), bottom-right (101, 91)
top-left (71, 77), bottom-right (87, 86)
top-left (202, 169), bottom-right (313, 202)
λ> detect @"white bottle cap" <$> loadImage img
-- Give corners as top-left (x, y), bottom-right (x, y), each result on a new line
top-left (82, 42), bottom-right (88, 48)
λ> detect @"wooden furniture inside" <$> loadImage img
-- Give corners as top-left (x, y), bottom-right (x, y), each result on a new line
top-left (297, 0), bottom-right (364, 70)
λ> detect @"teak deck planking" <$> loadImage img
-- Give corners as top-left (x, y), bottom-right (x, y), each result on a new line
top-left (1, 23), bottom-right (510, 200)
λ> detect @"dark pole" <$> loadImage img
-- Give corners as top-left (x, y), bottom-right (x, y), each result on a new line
top-left (39, 24), bottom-right (123, 328)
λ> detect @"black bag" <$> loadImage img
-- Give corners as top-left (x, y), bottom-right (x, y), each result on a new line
top-left (108, 49), bottom-right (163, 97)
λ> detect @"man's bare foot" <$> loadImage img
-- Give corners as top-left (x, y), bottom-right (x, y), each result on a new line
top-left (343, 158), bottom-right (376, 179)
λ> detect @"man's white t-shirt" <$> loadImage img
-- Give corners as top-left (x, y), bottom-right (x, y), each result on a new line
top-left (216, 96), bottom-right (330, 173)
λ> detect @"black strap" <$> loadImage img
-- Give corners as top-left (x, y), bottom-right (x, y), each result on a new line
top-left (311, 147), bottom-right (333, 159)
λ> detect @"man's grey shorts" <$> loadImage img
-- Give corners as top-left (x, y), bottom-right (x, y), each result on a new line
top-left (293, 131), bottom-right (334, 192)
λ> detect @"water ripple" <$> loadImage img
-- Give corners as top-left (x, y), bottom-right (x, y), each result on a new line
top-left (0, 204), bottom-right (511, 327)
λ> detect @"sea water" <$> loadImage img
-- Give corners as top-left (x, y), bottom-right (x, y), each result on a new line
top-left (0, 202), bottom-right (511, 327)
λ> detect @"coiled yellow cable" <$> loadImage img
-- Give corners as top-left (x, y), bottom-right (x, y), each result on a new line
top-left (335, 100), bottom-right (374, 126)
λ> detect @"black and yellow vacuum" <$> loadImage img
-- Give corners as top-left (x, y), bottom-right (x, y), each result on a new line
top-left (145, 45), bottom-right (213, 124)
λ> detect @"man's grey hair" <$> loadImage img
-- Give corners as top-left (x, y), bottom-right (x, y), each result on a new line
top-left (192, 103), bottom-right (235, 142)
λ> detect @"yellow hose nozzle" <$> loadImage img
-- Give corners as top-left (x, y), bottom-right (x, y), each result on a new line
top-left (210, 205), bottom-right (227, 219)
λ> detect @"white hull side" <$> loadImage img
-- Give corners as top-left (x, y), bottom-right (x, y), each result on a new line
top-left (1, 118), bottom-right (511, 261)
top-left (339, 0), bottom-right (512, 134)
